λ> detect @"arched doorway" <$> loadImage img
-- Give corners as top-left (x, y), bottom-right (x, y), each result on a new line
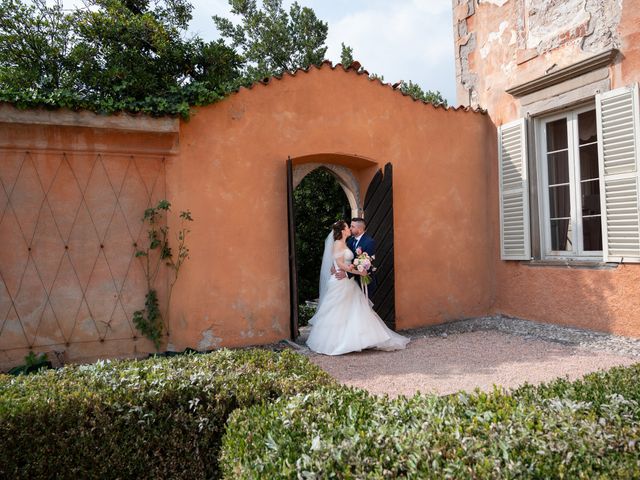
top-left (287, 158), bottom-right (396, 340)
top-left (292, 166), bottom-right (353, 330)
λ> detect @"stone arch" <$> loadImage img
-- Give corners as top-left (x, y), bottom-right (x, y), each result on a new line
top-left (292, 163), bottom-right (363, 218)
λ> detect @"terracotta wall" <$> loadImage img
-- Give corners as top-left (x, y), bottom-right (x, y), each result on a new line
top-left (0, 65), bottom-right (501, 367)
top-left (454, 0), bottom-right (640, 337)
top-left (454, 0), bottom-right (640, 123)
top-left (166, 64), bottom-right (495, 351)
top-left (0, 108), bottom-right (177, 369)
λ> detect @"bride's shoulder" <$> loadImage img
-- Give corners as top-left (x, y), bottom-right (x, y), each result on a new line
top-left (332, 241), bottom-right (346, 253)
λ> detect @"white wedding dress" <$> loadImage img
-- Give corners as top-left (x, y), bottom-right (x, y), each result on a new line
top-left (306, 246), bottom-right (410, 356)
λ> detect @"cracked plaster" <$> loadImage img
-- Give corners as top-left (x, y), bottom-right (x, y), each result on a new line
top-left (524, 0), bottom-right (622, 54)
top-left (454, 0), bottom-right (624, 106)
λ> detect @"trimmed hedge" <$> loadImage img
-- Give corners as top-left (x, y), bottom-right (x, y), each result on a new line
top-left (0, 349), bottom-right (336, 479)
top-left (221, 364), bottom-right (640, 479)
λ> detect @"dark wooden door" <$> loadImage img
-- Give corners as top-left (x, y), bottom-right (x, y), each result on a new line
top-left (363, 163), bottom-right (396, 330)
top-left (286, 157), bottom-right (299, 339)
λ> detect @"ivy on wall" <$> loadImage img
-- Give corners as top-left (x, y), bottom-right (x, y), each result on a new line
top-left (133, 200), bottom-right (193, 348)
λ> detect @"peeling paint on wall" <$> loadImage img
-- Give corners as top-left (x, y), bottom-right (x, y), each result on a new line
top-left (526, 0), bottom-right (589, 51)
top-left (198, 329), bottom-right (222, 350)
top-left (582, 0), bottom-right (622, 52)
top-left (524, 0), bottom-right (622, 53)
top-left (454, 0), bottom-right (626, 106)
top-left (459, 33), bottom-right (479, 103)
top-left (480, 20), bottom-right (511, 58)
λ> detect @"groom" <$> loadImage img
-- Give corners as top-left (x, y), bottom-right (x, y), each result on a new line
top-left (336, 217), bottom-right (376, 299)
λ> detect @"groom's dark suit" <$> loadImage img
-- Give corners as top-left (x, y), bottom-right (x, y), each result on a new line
top-left (347, 233), bottom-right (377, 299)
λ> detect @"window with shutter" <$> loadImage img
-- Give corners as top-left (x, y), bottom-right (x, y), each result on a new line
top-left (498, 118), bottom-right (531, 260)
top-left (596, 84), bottom-right (640, 263)
top-left (537, 106), bottom-right (603, 258)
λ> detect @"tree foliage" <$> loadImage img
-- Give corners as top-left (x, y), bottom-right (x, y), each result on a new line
top-left (213, 0), bottom-right (328, 82)
top-left (399, 80), bottom-right (447, 106)
top-left (0, 0), bottom-right (448, 115)
top-left (0, 0), bottom-right (73, 91)
top-left (340, 42), bottom-right (354, 67)
top-left (0, 0), bottom-right (243, 116)
top-left (294, 168), bottom-right (350, 304)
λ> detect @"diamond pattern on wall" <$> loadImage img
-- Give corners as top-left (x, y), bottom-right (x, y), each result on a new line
top-left (0, 150), bottom-right (165, 351)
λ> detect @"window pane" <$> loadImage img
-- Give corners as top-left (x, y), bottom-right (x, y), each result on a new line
top-left (578, 110), bottom-right (597, 145)
top-left (581, 180), bottom-right (601, 216)
top-left (549, 184), bottom-right (571, 218)
top-left (546, 118), bottom-right (568, 151)
top-left (583, 216), bottom-right (602, 251)
top-left (547, 151), bottom-right (569, 185)
top-left (579, 143), bottom-right (599, 180)
top-left (550, 219), bottom-right (572, 251)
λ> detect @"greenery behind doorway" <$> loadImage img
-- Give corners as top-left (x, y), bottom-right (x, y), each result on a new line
top-left (294, 168), bottom-right (351, 324)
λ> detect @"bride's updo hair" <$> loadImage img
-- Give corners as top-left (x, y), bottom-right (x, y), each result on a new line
top-left (332, 220), bottom-right (347, 240)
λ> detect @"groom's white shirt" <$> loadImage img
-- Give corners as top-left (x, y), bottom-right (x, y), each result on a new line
top-left (353, 234), bottom-right (364, 248)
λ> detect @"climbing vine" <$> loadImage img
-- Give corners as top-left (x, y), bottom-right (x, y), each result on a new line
top-left (133, 200), bottom-right (193, 349)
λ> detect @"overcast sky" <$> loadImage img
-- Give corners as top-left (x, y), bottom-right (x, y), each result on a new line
top-left (188, 0), bottom-right (457, 104)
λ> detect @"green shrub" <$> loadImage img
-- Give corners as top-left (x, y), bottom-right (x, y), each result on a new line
top-left (221, 364), bottom-right (640, 479)
top-left (297, 303), bottom-right (317, 327)
top-left (0, 349), bottom-right (336, 479)
top-left (7, 350), bottom-right (52, 375)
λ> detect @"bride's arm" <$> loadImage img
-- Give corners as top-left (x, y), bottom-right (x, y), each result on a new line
top-left (332, 243), bottom-right (364, 275)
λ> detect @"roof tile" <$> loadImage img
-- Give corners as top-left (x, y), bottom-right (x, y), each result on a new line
top-left (233, 60), bottom-right (486, 114)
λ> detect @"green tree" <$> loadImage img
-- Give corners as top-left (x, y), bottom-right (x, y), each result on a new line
top-left (0, 0), bottom-right (73, 91)
top-left (0, 0), bottom-right (243, 116)
top-left (399, 80), bottom-right (447, 106)
top-left (213, 0), bottom-right (328, 82)
top-left (340, 42), bottom-right (354, 67)
top-left (294, 168), bottom-right (350, 306)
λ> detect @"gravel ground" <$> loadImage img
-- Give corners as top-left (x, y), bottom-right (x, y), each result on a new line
top-left (291, 316), bottom-right (640, 397)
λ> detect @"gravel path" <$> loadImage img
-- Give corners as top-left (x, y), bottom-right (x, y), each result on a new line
top-left (292, 316), bottom-right (640, 397)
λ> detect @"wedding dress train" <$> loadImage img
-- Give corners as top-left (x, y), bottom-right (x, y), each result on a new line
top-left (306, 247), bottom-right (410, 356)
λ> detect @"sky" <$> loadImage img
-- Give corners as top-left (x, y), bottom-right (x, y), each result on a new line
top-left (62, 0), bottom-right (457, 105)
top-left (187, 0), bottom-right (457, 105)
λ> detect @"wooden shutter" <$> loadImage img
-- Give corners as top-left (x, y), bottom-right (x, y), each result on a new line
top-left (596, 84), bottom-right (640, 263)
top-left (498, 118), bottom-right (531, 260)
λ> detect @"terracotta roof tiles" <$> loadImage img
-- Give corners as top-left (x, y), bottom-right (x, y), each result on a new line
top-left (233, 60), bottom-right (486, 114)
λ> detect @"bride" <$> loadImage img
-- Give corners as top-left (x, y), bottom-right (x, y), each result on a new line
top-left (306, 220), bottom-right (410, 356)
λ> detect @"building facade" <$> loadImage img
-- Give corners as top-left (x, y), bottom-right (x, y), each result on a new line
top-left (454, 0), bottom-right (640, 335)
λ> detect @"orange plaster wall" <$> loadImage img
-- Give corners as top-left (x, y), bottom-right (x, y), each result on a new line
top-left (167, 65), bottom-right (495, 350)
top-left (486, 130), bottom-right (640, 337)
top-left (457, 0), bottom-right (640, 337)
top-left (0, 117), bottom-right (176, 370)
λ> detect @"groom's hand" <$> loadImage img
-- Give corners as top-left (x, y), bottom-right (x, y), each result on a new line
top-left (330, 265), bottom-right (347, 280)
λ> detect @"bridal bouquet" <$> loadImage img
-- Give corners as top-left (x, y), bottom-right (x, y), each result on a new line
top-left (353, 247), bottom-right (376, 285)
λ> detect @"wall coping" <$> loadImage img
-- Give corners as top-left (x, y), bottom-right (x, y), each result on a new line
top-left (0, 103), bottom-right (179, 133)
top-left (506, 48), bottom-right (619, 97)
